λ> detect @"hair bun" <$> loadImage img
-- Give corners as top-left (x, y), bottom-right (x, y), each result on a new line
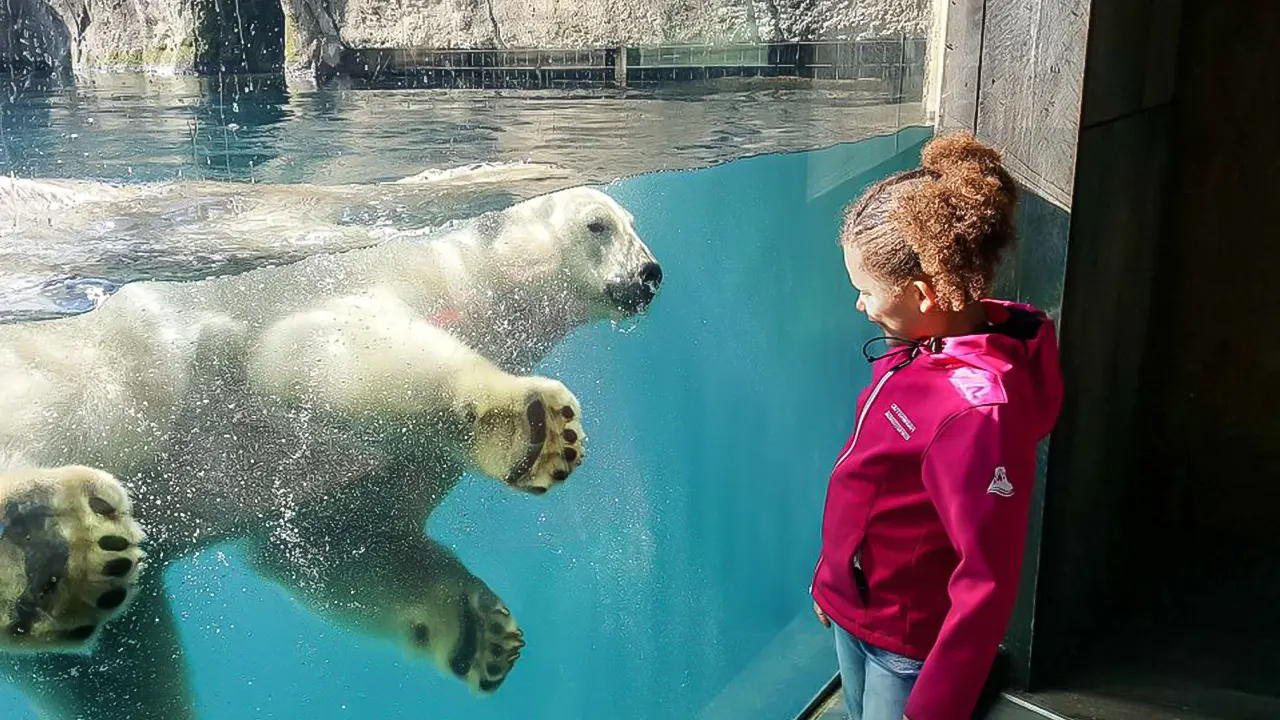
top-left (921, 131), bottom-right (1005, 177)
top-left (886, 130), bottom-right (1018, 309)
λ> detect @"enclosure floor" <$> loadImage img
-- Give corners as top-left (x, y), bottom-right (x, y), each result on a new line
top-left (808, 687), bottom-right (846, 719)
top-left (1005, 688), bottom-right (1280, 720)
top-left (802, 687), bottom-right (1280, 720)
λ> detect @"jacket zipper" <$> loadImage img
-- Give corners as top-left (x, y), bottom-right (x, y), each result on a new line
top-left (829, 363), bottom-right (901, 584)
top-left (832, 365), bottom-right (901, 472)
top-left (812, 363), bottom-right (904, 598)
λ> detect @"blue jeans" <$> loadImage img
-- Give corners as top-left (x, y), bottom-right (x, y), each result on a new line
top-left (833, 623), bottom-right (923, 720)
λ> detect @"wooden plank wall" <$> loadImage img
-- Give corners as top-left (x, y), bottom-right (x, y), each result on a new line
top-left (937, 0), bottom-right (1089, 210)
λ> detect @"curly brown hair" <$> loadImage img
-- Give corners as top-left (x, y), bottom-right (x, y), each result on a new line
top-left (839, 131), bottom-right (1019, 310)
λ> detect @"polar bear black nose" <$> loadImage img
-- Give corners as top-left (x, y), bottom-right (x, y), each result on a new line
top-left (605, 261), bottom-right (663, 315)
top-left (638, 262), bottom-right (662, 292)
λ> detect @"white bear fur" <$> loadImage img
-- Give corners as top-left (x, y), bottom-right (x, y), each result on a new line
top-left (0, 183), bottom-right (661, 719)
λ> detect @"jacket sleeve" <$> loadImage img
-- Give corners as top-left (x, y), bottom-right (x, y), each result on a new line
top-left (904, 405), bottom-right (1032, 720)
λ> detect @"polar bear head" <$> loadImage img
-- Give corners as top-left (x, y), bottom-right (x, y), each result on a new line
top-left (477, 186), bottom-right (663, 323)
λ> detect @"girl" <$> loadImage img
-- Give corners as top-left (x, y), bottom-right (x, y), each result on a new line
top-left (810, 132), bottom-right (1064, 720)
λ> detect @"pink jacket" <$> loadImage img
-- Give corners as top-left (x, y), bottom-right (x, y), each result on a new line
top-left (811, 299), bottom-right (1063, 720)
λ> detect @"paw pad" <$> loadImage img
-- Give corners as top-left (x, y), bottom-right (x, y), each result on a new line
top-left (0, 466), bottom-right (144, 650)
top-left (457, 589), bottom-right (524, 694)
top-left (503, 381), bottom-right (585, 495)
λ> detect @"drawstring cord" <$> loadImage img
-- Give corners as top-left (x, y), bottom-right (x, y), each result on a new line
top-left (860, 334), bottom-right (942, 370)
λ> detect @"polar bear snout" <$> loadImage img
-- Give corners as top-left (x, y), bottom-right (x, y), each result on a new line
top-left (604, 261), bottom-right (663, 315)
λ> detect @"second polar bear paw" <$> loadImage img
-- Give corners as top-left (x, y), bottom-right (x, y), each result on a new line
top-left (0, 465), bottom-right (145, 651)
top-left (467, 377), bottom-right (586, 495)
top-left (409, 583), bottom-right (525, 695)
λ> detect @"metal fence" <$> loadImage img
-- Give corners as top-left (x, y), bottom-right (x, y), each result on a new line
top-left (342, 37), bottom-right (928, 100)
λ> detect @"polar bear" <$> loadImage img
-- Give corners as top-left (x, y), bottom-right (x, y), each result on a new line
top-left (0, 185), bottom-right (662, 720)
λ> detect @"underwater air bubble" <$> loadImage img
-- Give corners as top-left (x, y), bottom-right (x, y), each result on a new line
top-left (610, 315), bottom-right (644, 334)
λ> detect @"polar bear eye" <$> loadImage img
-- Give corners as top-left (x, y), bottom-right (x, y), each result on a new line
top-left (586, 220), bottom-right (609, 234)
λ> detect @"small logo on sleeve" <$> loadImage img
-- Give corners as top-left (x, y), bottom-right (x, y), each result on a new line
top-left (987, 466), bottom-right (1014, 497)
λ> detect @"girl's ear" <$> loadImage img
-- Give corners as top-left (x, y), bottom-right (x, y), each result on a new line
top-left (912, 279), bottom-right (939, 314)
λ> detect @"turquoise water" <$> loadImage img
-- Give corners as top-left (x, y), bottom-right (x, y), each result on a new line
top-left (0, 75), bottom-right (931, 717)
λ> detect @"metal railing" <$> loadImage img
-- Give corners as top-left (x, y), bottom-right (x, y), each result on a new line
top-left (341, 37), bottom-right (928, 97)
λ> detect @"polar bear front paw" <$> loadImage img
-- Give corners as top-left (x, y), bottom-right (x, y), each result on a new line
top-left (0, 466), bottom-right (145, 651)
top-left (504, 380), bottom-right (585, 495)
top-left (468, 377), bottom-right (585, 495)
top-left (408, 583), bottom-right (525, 694)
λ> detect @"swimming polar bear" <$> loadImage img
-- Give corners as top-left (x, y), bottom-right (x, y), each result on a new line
top-left (0, 185), bottom-right (663, 720)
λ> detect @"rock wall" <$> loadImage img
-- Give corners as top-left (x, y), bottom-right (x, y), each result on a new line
top-left (31, 0), bottom-right (196, 72)
top-left (4, 0), bottom-right (929, 77)
top-left (1, 0), bottom-right (72, 74)
top-left (293, 0), bottom-right (931, 75)
top-left (331, 0), bottom-right (929, 49)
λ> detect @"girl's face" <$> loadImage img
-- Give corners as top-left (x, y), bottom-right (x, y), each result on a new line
top-left (842, 243), bottom-right (931, 340)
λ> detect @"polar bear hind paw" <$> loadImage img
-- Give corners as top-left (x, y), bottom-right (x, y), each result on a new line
top-left (409, 584), bottom-right (525, 694)
top-left (0, 466), bottom-right (145, 651)
top-left (504, 380), bottom-right (585, 495)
